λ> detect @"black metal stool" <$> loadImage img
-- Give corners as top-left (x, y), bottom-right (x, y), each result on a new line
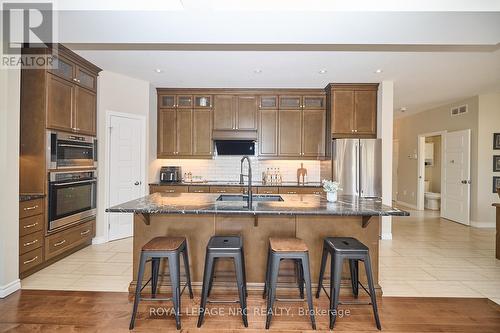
top-left (316, 237), bottom-right (381, 330)
top-left (130, 237), bottom-right (194, 330)
top-left (197, 235), bottom-right (248, 328)
top-left (263, 237), bottom-right (316, 330)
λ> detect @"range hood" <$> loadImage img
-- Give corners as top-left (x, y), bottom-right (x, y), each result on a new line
top-left (214, 140), bottom-right (255, 156)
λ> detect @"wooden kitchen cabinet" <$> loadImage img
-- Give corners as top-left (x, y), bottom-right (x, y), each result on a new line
top-left (259, 95), bottom-right (278, 109)
top-left (259, 109), bottom-right (278, 156)
top-left (74, 86), bottom-right (97, 135)
top-left (193, 109), bottom-right (213, 156)
top-left (46, 74), bottom-right (74, 131)
top-left (150, 185), bottom-right (189, 194)
top-left (213, 95), bottom-right (257, 131)
top-left (278, 109), bottom-right (302, 156)
top-left (75, 66), bottom-right (97, 91)
top-left (328, 84), bottom-right (378, 138)
top-left (213, 95), bottom-right (235, 130)
top-left (279, 96), bottom-right (302, 109)
top-left (302, 109), bottom-right (326, 157)
top-left (159, 95), bottom-right (176, 108)
top-left (49, 55), bottom-right (75, 82)
top-left (176, 109), bottom-right (193, 155)
top-left (158, 109), bottom-right (176, 157)
top-left (177, 95), bottom-right (193, 108)
top-left (236, 96), bottom-right (257, 130)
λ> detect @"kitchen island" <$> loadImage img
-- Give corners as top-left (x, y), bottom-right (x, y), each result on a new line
top-left (107, 192), bottom-right (408, 295)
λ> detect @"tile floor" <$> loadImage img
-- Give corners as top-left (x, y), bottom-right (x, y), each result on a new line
top-left (22, 209), bottom-right (500, 304)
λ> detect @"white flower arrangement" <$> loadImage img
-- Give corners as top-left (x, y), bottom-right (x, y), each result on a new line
top-left (322, 179), bottom-right (342, 193)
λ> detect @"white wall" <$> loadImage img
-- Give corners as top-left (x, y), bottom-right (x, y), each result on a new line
top-left (476, 92), bottom-right (500, 227)
top-left (95, 71), bottom-right (153, 243)
top-left (0, 67), bottom-right (21, 298)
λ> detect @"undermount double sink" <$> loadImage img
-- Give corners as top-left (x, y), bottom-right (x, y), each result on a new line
top-left (216, 194), bottom-right (284, 202)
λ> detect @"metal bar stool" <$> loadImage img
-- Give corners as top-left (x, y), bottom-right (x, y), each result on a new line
top-left (263, 237), bottom-right (316, 330)
top-left (197, 235), bottom-right (248, 328)
top-left (129, 236), bottom-right (194, 330)
top-left (316, 237), bottom-right (381, 330)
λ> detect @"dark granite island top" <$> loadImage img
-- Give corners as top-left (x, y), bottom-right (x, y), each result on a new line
top-left (107, 192), bottom-right (408, 217)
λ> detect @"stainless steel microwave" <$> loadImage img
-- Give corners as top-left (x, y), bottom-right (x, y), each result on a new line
top-left (47, 131), bottom-right (97, 170)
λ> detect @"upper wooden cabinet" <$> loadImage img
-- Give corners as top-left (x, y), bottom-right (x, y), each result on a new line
top-left (157, 91), bottom-right (213, 158)
top-left (259, 96), bottom-right (278, 109)
top-left (213, 95), bottom-right (257, 131)
top-left (49, 55), bottom-right (98, 93)
top-left (279, 96), bottom-right (302, 109)
top-left (302, 109), bottom-right (326, 157)
top-left (328, 84), bottom-right (378, 138)
top-left (74, 86), bottom-right (97, 135)
top-left (278, 109), bottom-right (302, 156)
top-left (259, 109), bottom-right (278, 156)
top-left (46, 74), bottom-right (74, 132)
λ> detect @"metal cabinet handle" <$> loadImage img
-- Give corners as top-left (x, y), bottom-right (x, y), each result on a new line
top-left (80, 230), bottom-right (90, 236)
top-left (23, 256), bottom-right (38, 265)
top-left (165, 190), bottom-right (175, 193)
top-left (54, 240), bottom-right (66, 247)
top-left (23, 239), bottom-right (38, 247)
top-left (288, 191), bottom-right (297, 194)
top-left (218, 190), bottom-right (226, 193)
top-left (24, 205), bottom-right (38, 211)
top-left (193, 190), bottom-right (205, 193)
top-left (23, 222), bottom-right (38, 229)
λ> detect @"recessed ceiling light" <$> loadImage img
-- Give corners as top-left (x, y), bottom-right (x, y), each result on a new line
top-left (254, 69), bottom-right (262, 74)
top-left (155, 69), bottom-right (163, 73)
top-left (374, 69), bottom-right (383, 74)
top-left (400, 107), bottom-right (407, 112)
top-left (318, 69), bottom-right (327, 74)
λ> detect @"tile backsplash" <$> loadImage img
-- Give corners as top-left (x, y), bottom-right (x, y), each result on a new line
top-left (150, 157), bottom-right (322, 183)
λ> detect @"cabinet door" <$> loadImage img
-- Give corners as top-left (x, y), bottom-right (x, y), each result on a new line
top-left (303, 96), bottom-right (325, 109)
top-left (259, 95), bottom-right (278, 109)
top-left (278, 109), bottom-right (302, 156)
top-left (49, 55), bottom-right (75, 82)
top-left (176, 109), bottom-right (193, 155)
top-left (193, 109), bottom-right (212, 156)
top-left (236, 96), bottom-right (257, 130)
top-left (176, 95), bottom-right (193, 108)
top-left (354, 90), bottom-right (377, 136)
top-left (303, 109), bottom-right (326, 157)
top-left (194, 95), bottom-right (212, 108)
top-left (213, 95), bottom-right (235, 130)
top-left (159, 95), bottom-right (176, 108)
top-left (74, 87), bottom-right (97, 136)
top-left (279, 96), bottom-right (302, 109)
top-left (46, 74), bottom-right (74, 132)
top-left (158, 109), bottom-right (176, 156)
top-left (259, 109), bottom-right (278, 156)
top-left (332, 90), bottom-right (354, 135)
top-left (75, 67), bottom-right (97, 91)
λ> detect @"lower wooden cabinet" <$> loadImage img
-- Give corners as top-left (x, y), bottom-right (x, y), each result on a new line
top-left (279, 187), bottom-right (323, 195)
top-left (188, 186), bottom-right (210, 193)
top-left (20, 247), bottom-right (43, 274)
top-left (210, 186), bottom-right (245, 194)
top-left (257, 187), bottom-right (279, 194)
top-left (19, 198), bottom-right (46, 275)
top-left (150, 184), bottom-right (321, 195)
top-left (45, 219), bottom-right (95, 261)
top-left (20, 231), bottom-right (44, 255)
top-left (150, 185), bottom-right (189, 194)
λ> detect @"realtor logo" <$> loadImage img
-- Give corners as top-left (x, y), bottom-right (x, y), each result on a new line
top-left (2, 1), bottom-right (57, 68)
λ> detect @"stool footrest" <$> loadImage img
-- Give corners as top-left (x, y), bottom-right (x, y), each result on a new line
top-left (339, 301), bottom-right (372, 306)
top-left (276, 297), bottom-right (305, 302)
top-left (141, 297), bottom-right (172, 302)
top-left (207, 299), bottom-right (240, 304)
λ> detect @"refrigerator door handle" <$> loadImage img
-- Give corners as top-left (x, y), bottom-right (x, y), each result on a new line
top-left (355, 143), bottom-right (359, 195)
top-left (359, 143), bottom-right (363, 196)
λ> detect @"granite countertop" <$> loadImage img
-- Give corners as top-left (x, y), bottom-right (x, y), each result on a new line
top-left (149, 181), bottom-right (323, 188)
top-left (19, 193), bottom-right (45, 202)
top-left (107, 192), bottom-right (409, 217)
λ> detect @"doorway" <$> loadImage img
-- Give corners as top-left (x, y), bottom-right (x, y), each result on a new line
top-left (106, 112), bottom-right (146, 241)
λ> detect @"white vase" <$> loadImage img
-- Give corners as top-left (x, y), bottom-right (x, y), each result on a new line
top-left (327, 191), bottom-right (337, 203)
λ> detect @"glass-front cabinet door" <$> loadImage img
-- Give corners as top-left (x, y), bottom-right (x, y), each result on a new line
top-left (176, 95), bottom-right (193, 108)
top-left (279, 96), bottom-right (302, 109)
top-left (159, 95), bottom-right (176, 108)
top-left (75, 67), bottom-right (97, 91)
top-left (49, 56), bottom-right (75, 82)
top-left (194, 95), bottom-right (212, 108)
top-left (259, 96), bottom-right (278, 109)
top-left (303, 96), bottom-right (326, 109)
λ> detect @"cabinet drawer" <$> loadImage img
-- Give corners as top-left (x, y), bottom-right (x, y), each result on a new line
top-left (20, 247), bottom-right (43, 273)
top-left (257, 187), bottom-right (279, 194)
top-left (19, 214), bottom-right (44, 237)
top-left (45, 220), bottom-right (94, 260)
top-left (189, 186), bottom-right (211, 193)
top-left (279, 187), bottom-right (303, 195)
top-left (210, 186), bottom-right (244, 194)
top-left (150, 185), bottom-right (189, 194)
top-left (19, 199), bottom-right (43, 219)
top-left (20, 231), bottom-right (44, 255)
top-left (299, 188), bottom-right (324, 195)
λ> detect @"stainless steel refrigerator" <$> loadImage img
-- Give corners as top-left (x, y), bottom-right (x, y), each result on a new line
top-left (331, 139), bottom-right (382, 198)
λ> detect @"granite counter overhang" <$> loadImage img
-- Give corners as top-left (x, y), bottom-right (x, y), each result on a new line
top-left (107, 193), bottom-right (409, 217)
top-left (149, 181), bottom-right (323, 188)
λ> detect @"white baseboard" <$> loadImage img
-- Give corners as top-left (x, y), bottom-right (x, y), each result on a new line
top-left (0, 279), bottom-right (21, 298)
top-left (394, 200), bottom-right (418, 210)
top-left (470, 220), bottom-right (496, 228)
top-left (92, 236), bottom-right (107, 245)
top-left (381, 232), bottom-right (393, 240)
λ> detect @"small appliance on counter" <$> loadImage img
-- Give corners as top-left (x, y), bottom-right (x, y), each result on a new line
top-left (160, 166), bottom-right (182, 183)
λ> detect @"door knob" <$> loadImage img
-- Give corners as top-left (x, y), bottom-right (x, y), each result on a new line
top-left (134, 181), bottom-right (140, 186)
top-left (461, 180), bottom-right (470, 184)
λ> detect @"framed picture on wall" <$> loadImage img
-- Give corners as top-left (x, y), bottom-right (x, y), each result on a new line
top-left (494, 176), bottom-right (500, 193)
top-left (494, 133), bottom-right (500, 150)
top-left (494, 155), bottom-right (500, 172)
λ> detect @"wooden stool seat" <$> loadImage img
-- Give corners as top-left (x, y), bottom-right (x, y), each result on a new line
top-left (269, 237), bottom-right (308, 252)
top-left (142, 236), bottom-right (185, 251)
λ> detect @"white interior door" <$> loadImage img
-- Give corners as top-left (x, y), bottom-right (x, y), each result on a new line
top-left (441, 129), bottom-right (471, 225)
top-left (108, 114), bottom-right (144, 241)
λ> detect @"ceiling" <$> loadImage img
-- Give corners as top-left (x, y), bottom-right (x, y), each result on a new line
top-left (52, 4), bottom-right (500, 116)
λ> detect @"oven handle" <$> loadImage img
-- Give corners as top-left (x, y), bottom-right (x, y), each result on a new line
top-left (52, 179), bottom-right (97, 186)
top-left (58, 143), bottom-right (93, 148)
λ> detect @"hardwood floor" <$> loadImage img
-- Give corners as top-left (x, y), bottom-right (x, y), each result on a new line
top-left (1, 290), bottom-right (499, 332)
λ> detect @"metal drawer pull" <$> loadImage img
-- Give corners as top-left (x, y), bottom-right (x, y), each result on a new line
top-left (80, 230), bottom-right (90, 236)
top-left (288, 191), bottom-right (297, 194)
top-left (23, 256), bottom-right (38, 265)
top-left (24, 222), bottom-right (38, 229)
top-left (194, 190), bottom-right (205, 193)
top-left (166, 190), bottom-right (175, 193)
top-left (54, 240), bottom-right (67, 247)
top-left (23, 239), bottom-right (38, 247)
top-left (218, 190), bottom-right (226, 193)
top-left (24, 205), bottom-right (39, 211)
